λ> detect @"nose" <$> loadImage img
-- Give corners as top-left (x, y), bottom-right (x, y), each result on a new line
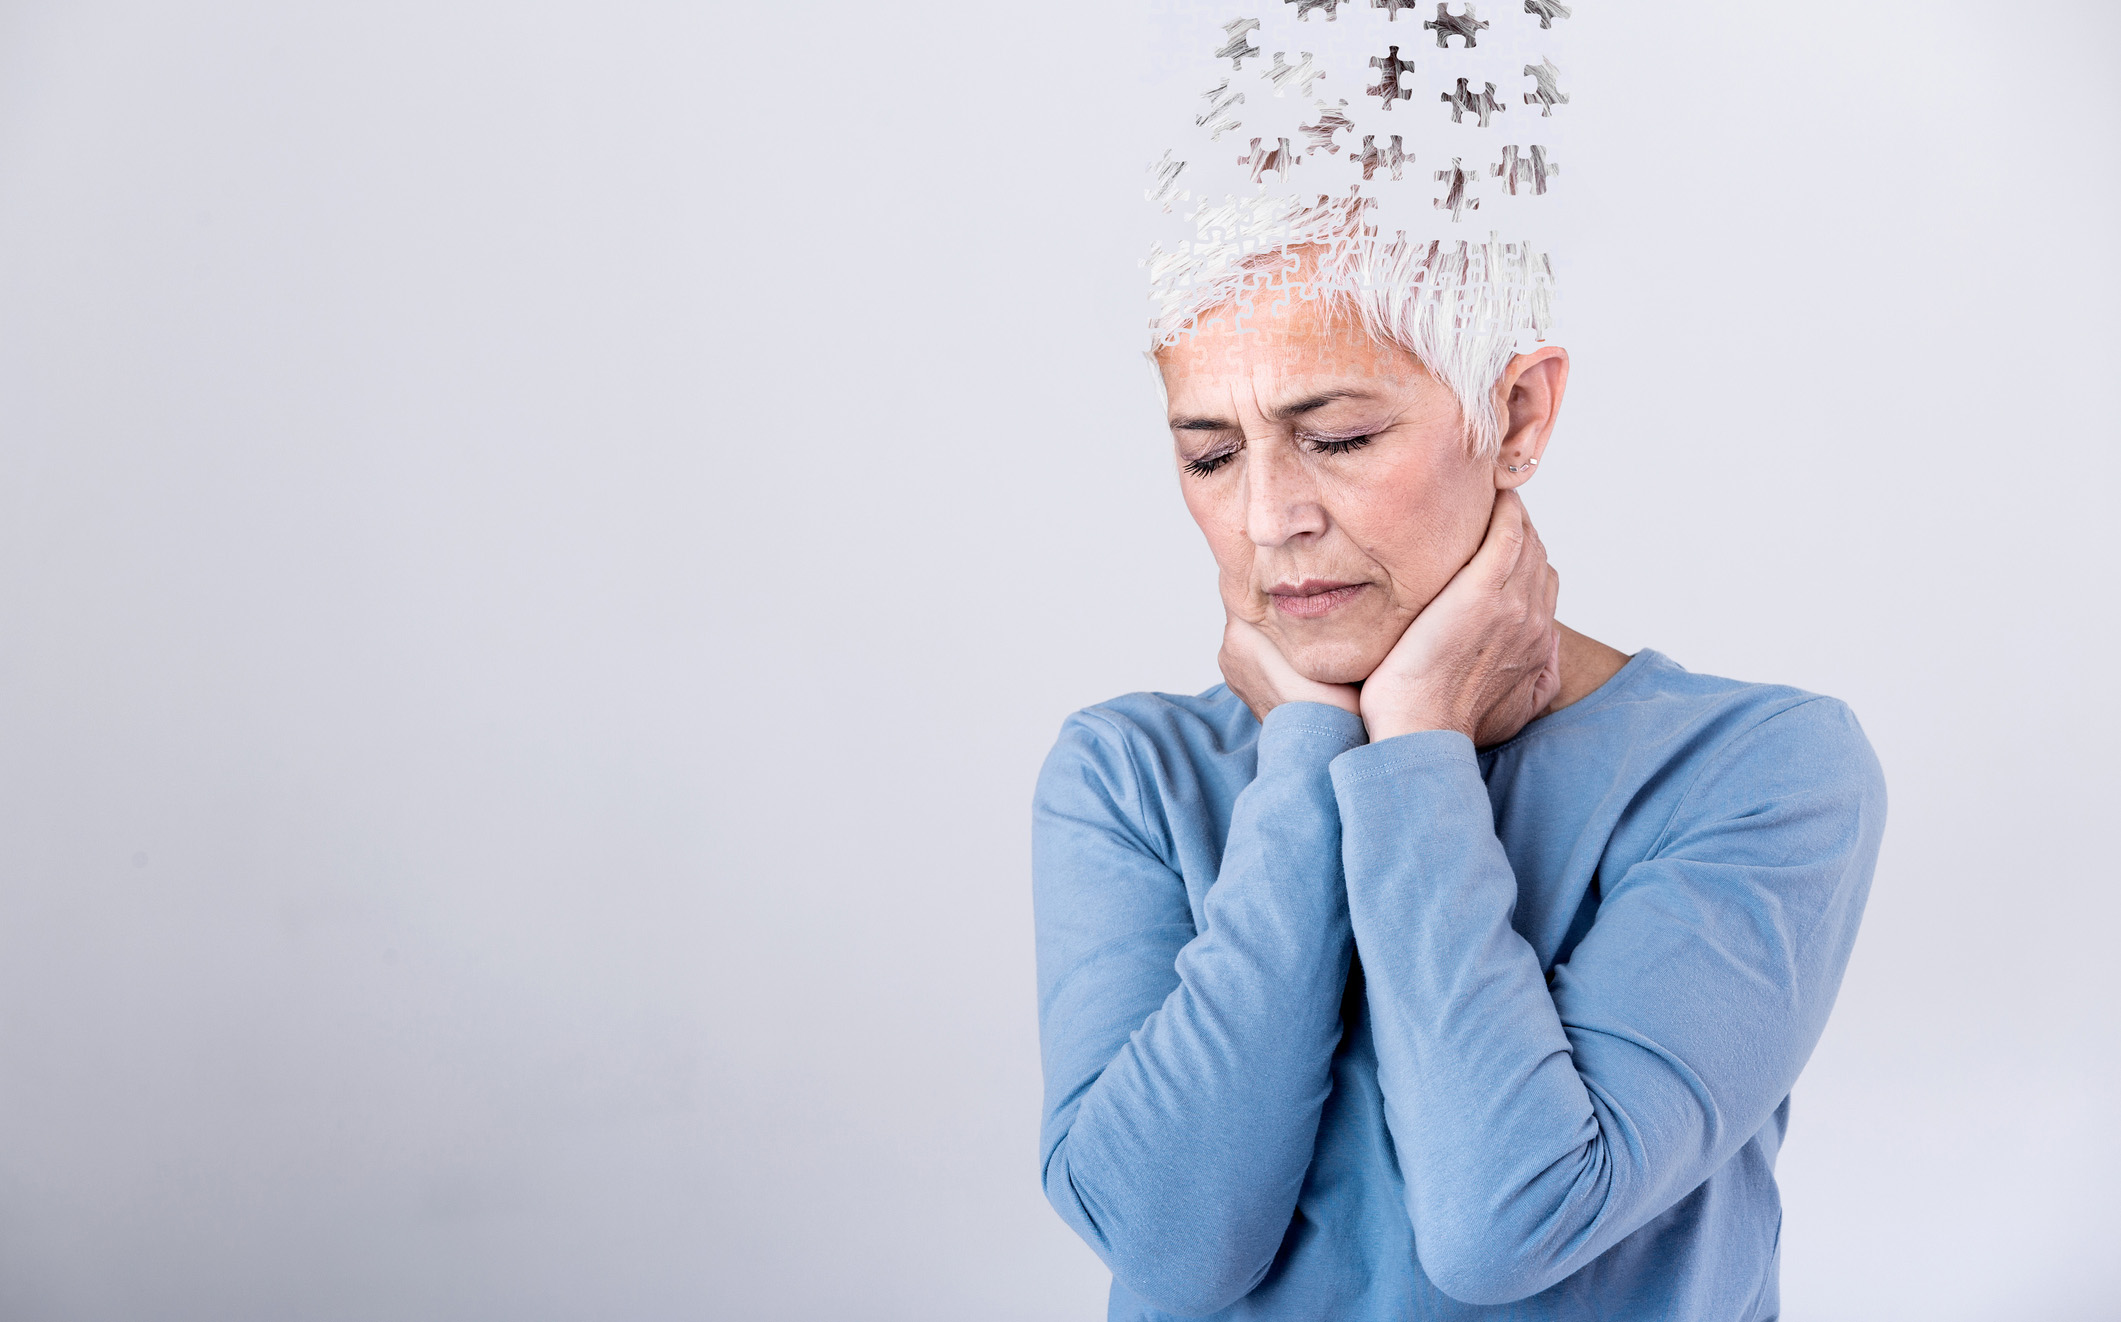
top-left (1242, 438), bottom-right (1327, 548)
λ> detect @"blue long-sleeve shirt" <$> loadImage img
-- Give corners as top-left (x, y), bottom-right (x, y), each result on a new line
top-left (1032, 650), bottom-right (1885, 1320)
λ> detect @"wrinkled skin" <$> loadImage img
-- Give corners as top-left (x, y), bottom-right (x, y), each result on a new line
top-left (1155, 295), bottom-right (1626, 746)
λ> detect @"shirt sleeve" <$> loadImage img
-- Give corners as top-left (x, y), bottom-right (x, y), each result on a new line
top-left (1033, 701), bottom-right (1368, 1317)
top-left (1328, 696), bottom-right (1886, 1306)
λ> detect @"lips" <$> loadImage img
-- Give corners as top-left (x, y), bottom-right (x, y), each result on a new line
top-left (1268, 579), bottom-right (1367, 619)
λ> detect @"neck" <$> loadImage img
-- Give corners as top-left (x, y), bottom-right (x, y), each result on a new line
top-left (1545, 624), bottom-right (1632, 717)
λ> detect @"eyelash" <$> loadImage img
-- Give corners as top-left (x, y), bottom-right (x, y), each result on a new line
top-left (1182, 433), bottom-right (1375, 477)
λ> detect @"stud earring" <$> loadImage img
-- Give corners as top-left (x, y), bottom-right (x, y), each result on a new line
top-left (1506, 456), bottom-right (1540, 474)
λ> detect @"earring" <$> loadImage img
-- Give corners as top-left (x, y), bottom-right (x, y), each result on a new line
top-left (1506, 456), bottom-right (1540, 474)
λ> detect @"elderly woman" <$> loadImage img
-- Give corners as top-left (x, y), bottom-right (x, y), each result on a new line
top-left (1031, 222), bottom-right (1886, 1320)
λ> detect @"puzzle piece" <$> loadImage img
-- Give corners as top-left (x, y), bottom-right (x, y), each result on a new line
top-left (1298, 99), bottom-right (1355, 155)
top-left (1265, 51), bottom-right (1325, 98)
top-left (1523, 58), bottom-right (1569, 116)
top-left (1147, 150), bottom-right (1187, 209)
top-left (1441, 77), bottom-right (1506, 126)
top-left (1238, 136), bottom-right (1299, 183)
top-left (1215, 17), bottom-right (1262, 70)
top-left (1197, 80), bottom-right (1246, 139)
top-left (1367, 46), bottom-right (1416, 110)
top-left (1523, 0), bottom-right (1571, 28)
top-left (1350, 134), bottom-right (1411, 181)
top-left (1372, 0), bottom-right (1422, 19)
top-left (1490, 144), bottom-right (1558, 195)
top-left (1434, 157), bottom-right (1479, 220)
top-left (1285, 0), bottom-right (1344, 19)
top-left (1423, 4), bottom-right (1489, 48)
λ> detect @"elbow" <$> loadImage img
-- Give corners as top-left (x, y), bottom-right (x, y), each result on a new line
top-left (1042, 1159), bottom-right (1274, 1316)
top-left (1419, 1229), bottom-right (1570, 1307)
top-left (1107, 1243), bottom-right (1272, 1318)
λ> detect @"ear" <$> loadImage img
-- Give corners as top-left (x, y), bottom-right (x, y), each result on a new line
top-left (1491, 347), bottom-right (1570, 490)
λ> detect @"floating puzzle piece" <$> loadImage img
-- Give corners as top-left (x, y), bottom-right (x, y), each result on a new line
top-left (1265, 51), bottom-right (1325, 98)
top-left (1373, 0), bottom-right (1421, 19)
top-left (1490, 144), bottom-right (1558, 195)
top-left (1523, 0), bottom-right (1571, 28)
top-left (1350, 133), bottom-right (1411, 181)
top-left (1442, 77), bottom-right (1506, 126)
top-left (1215, 17), bottom-right (1262, 70)
top-left (1285, 0), bottom-right (1344, 19)
top-left (1298, 99), bottom-right (1355, 155)
top-left (1367, 46), bottom-right (1416, 110)
top-left (1238, 136), bottom-right (1299, 183)
top-left (1423, 4), bottom-right (1489, 48)
top-left (1147, 150), bottom-right (1187, 209)
top-left (1523, 58), bottom-right (1570, 116)
top-left (1434, 157), bottom-right (1479, 220)
top-left (1197, 79), bottom-right (1246, 139)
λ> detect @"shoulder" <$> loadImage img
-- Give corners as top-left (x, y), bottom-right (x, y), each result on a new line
top-left (1617, 654), bottom-right (1887, 835)
top-left (1034, 685), bottom-right (1256, 842)
top-left (1041, 684), bottom-right (1257, 782)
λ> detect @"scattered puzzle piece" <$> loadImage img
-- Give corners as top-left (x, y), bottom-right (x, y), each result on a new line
top-left (1265, 51), bottom-right (1325, 98)
top-left (1423, 4), bottom-right (1489, 48)
top-left (1523, 58), bottom-right (1569, 116)
top-left (1523, 0), bottom-right (1571, 28)
top-left (1434, 157), bottom-right (1479, 220)
top-left (1298, 99), bottom-right (1355, 155)
top-left (1367, 46), bottom-right (1416, 110)
top-left (1215, 17), bottom-right (1262, 70)
top-left (1147, 151), bottom-right (1187, 209)
top-left (1490, 144), bottom-right (1558, 195)
top-left (1285, 0), bottom-right (1344, 19)
top-left (1238, 136), bottom-right (1299, 183)
top-left (1441, 77), bottom-right (1506, 126)
top-left (1197, 80), bottom-right (1246, 139)
top-left (1373, 0), bottom-right (1422, 19)
top-left (1351, 134), bottom-right (1411, 180)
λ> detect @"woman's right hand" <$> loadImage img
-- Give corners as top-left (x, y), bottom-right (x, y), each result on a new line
top-left (1220, 615), bottom-right (1362, 724)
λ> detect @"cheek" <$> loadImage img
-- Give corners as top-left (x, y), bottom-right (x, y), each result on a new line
top-left (1338, 458), bottom-right (1491, 604)
top-left (1181, 483), bottom-right (1257, 589)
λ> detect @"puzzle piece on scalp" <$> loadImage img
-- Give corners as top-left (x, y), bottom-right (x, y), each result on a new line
top-left (1523, 0), bottom-right (1571, 29)
top-left (1238, 136), bottom-right (1300, 183)
top-left (1434, 157), bottom-right (1480, 220)
top-left (1298, 99), bottom-right (1355, 156)
top-left (1215, 17), bottom-right (1262, 70)
top-left (1351, 134), bottom-right (1411, 181)
top-left (1285, 0), bottom-right (1344, 19)
top-left (1423, 4), bottom-right (1489, 48)
top-left (1147, 150), bottom-right (1188, 209)
top-left (1197, 80), bottom-right (1246, 139)
top-left (1490, 144), bottom-right (1558, 195)
top-left (1373, 0), bottom-right (1422, 20)
top-left (1265, 51), bottom-right (1325, 98)
top-left (1523, 58), bottom-right (1570, 116)
top-left (1442, 77), bottom-right (1507, 126)
top-left (1367, 47), bottom-right (1416, 110)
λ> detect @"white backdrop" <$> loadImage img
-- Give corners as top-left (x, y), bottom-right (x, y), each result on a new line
top-left (0, 2), bottom-right (2115, 1318)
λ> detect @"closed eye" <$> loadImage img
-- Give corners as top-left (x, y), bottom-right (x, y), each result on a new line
top-left (1182, 446), bottom-right (1240, 477)
top-left (1302, 433), bottom-right (1375, 456)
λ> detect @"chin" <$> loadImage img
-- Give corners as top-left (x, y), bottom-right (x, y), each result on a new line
top-left (1282, 633), bottom-right (1392, 687)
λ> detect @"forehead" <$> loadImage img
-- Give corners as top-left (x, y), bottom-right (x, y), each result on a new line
top-left (1156, 293), bottom-right (1423, 398)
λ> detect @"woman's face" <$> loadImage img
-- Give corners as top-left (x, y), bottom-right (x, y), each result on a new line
top-left (1155, 296), bottom-right (1555, 686)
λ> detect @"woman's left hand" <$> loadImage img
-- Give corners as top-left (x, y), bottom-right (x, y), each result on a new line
top-left (1359, 490), bottom-right (1562, 746)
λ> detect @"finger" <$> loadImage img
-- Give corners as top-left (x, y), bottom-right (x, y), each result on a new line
top-left (1475, 488), bottom-right (1531, 582)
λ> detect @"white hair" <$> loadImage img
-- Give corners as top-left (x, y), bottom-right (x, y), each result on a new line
top-left (1147, 190), bottom-right (1554, 458)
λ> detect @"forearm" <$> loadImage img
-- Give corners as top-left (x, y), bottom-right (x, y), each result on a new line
top-left (1039, 703), bottom-right (1365, 1313)
top-left (1331, 733), bottom-right (1656, 1303)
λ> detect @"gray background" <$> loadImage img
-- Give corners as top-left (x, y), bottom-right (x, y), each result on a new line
top-left (1, 1), bottom-right (2115, 1318)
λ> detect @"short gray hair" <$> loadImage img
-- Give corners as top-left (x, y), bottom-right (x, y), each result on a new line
top-left (1148, 191), bottom-right (1554, 458)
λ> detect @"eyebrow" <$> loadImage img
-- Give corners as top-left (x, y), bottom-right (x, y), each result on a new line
top-left (1168, 388), bottom-right (1380, 431)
